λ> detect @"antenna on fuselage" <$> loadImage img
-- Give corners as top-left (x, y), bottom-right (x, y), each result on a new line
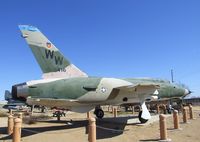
top-left (171, 69), bottom-right (174, 83)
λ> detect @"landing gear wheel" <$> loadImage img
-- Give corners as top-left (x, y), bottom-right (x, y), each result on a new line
top-left (94, 109), bottom-right (104, 119)
top-left (138, 111), bottom-right (148, 124)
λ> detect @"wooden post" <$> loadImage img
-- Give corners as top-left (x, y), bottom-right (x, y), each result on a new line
top-left (9, 109), bottom-right (12, 115)
top-left (114, 108), bottom-right (117, 118)
top-left (7, 115), bottom-right (14, 135)
top-left (183, 108), bottom-right (188, 123)
top-left (132, 106), bottom-right (134, 114)
top-left (156, 104), bottom-right (160, 114)
top-left (112, 106), bottom-right (114, 114)
top-left (117, 106), bottom-right (120, 112)
top-left (88, 117), bottom-right (96, 142)
top-left (31, 105), bottom-right (34, 115)
top-left (159, 114), bottom-right (168, 141)
top-left (18, 113), bottom-right (23, 121)
top-left (57, 113), bottom-right (61, 121)
top-left (173, 110), bottom-right (179, 129)
top-left (188, 105), bottom-right (194, 119)
top-left (87, 112), bottom-right (91, 119)
top-left (108, 105), bottom-right (110, 112)
top-left (163, 105), bottom-right (167, 114)
top-left (180, 104), bottom-right (184, 112)
top-left (13, 118), bottom-right (22, 142)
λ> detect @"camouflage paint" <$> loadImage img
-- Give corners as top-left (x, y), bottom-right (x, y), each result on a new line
top-left (28, 77), bottom-right (102, 99)
top-left (124, 78), bottom-right (185, 99)
top-left (19, 25), bottom-right (71, 73)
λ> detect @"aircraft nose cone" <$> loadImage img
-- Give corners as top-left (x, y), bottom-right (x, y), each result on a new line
top-left (184, 89), bottom-right (190, 95)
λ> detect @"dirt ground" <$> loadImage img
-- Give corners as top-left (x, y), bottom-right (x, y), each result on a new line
top-left (0, 106), bottom-right (200, 142)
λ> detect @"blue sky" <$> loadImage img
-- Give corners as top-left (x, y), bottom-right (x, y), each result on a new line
top-left (0, 0), bottom-right (200, 100)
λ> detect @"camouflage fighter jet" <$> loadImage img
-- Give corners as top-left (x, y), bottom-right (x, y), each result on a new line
top-left (4, 25), bottom-right (189, 123)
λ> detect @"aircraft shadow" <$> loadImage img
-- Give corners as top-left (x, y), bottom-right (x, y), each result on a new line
top-left (0, 116), bottom-right (137, 140)
top-left (96, 118), bottom-right (127, 139)
top-left (0, 120), bottom-right (87, 140)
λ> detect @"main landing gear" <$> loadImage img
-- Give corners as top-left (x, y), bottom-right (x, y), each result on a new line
top-left (52, 109), bottom-right (66, 121)
top-left (138, 111), bottom-right (148, 123)
top-left (94, 106), bottom-right (104, 119)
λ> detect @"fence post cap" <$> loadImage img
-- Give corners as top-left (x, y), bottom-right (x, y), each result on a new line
top-left (14, 118), bottom-right (22, 123)
top-left (173, 110), bottom-right (178, 113)
top-left (159, 114), bottom-right (165, 119)
top-left (159, 114), bottom-right (165, 117)
top-left (89, 117), bottom-right (96, 122)
top-left (8, 115), bottom-right (13, 118)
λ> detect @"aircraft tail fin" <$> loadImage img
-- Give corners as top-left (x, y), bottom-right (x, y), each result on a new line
top-left (18, 25), bottom-right (87, 78)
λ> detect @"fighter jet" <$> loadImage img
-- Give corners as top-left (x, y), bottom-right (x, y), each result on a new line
top-left (4, 25), bottom-right (190, 123)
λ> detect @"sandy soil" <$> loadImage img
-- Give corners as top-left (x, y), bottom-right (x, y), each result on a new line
top-left (0, 107), bottom-right (200, 142)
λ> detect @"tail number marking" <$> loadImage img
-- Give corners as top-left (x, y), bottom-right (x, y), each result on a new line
top-left (45, 49), bottom-right (63, 65)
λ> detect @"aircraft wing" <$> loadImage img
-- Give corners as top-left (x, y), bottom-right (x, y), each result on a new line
top-left (116, 84), bottom-right (159, 93)
top-left (107, 84), bottom-right (159, 101)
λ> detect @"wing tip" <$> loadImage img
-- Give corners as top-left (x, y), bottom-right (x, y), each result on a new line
top-left (18, 25), bottom-right (40, 32)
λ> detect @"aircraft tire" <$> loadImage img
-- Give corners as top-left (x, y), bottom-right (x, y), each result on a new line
top-left (138, 111), bottom-right (148, 124)
top-left (95, 109), bottom-right (104, 119)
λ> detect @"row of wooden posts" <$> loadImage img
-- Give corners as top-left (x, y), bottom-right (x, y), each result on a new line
top-left (7, 104), bottom-right (194, 142)
top-left (159, 104), bottom-right (194, 141)
top-left (7, 112), bottom-right (23, 142)
top-left (87, 104), bottom-right (194, 142)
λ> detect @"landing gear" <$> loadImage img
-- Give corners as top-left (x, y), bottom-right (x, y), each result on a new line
top-left (53, 110), bottom-right (66, 121)
top-left (138, 111), bottom-right (148, 124)
top-left (94, 106), bottom-right (104, 119)
top-left (138, 102), bottom-right (150, 124)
